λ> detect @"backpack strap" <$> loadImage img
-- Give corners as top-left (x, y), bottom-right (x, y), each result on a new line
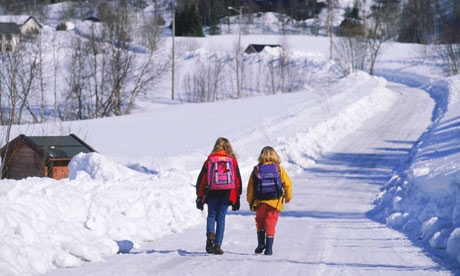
top-left (226, 161), bottom-right (231, 184)
top-left (257, 165), bottom-right (263, 198)
top-left (214, 160), bottom-right (219, 183)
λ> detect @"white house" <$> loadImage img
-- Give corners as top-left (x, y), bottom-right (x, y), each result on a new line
top-left (0, 16), bottom-right (42, 52)
top-left (20, 16), bottom-right (42, 35)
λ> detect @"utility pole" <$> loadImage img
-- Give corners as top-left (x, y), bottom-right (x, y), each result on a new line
top-left (228, 6), bottom-right (242, 99)
top-left (327, 0), bottom-right (335, 60)
top-left (171, 8), bottom-right (175, 101)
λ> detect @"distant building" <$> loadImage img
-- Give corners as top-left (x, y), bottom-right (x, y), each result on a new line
top-left (0, 22), bottom-right (21, 52)
top-left (21, 16), bottom-right (42, 35)
top-left (0, 134), bottom-right (97, 180)
top-left (244, 44), bottom-right (282, 54)
top-left (0, 16), bottom-right (42, 52)
top-left (84, 16), bottom-right (100, 22)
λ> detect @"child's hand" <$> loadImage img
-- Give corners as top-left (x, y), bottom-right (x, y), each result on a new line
top-left (196, 197), bottom-right (204, 211)
top-left (285, 199), bottom-right (291, 204)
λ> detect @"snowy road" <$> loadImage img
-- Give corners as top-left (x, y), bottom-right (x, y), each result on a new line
top-left (45, 83), bottom-right (458, 275)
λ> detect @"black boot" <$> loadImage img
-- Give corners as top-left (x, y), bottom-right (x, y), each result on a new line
top-left (264, 236), bottom-right (274, 255)
top-left (206, 232), bottom-right (215, 254)
top-left (255, 231), bottom-right (266, 254)
top-left (213, 245), bottom-right (224, 255)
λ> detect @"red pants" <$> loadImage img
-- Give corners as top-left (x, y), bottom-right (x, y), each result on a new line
top-left (255, 204), bottom-right (279, 236)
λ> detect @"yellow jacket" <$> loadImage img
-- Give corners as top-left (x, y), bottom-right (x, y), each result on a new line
top-left (246, 162), bottom-right (292, 212)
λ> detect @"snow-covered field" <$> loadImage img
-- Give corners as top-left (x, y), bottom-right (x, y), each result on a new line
top-left (1, 2), bottom-right (460, 275)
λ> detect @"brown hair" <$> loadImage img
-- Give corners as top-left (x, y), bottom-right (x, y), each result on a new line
top-left (211, 137), bottom-right (236, 159)
top-left (258, 146), bottom-right (281, 165)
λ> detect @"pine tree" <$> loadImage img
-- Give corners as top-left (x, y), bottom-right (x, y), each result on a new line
top-left (339, 0), bottom-right (364, 37)
top-left (188, 4), bottom-right (204, 37)
top-left (174, 4), bottom-right (204, 37)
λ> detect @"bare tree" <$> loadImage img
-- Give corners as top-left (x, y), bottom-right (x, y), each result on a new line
top-left (139, 12), bottom-right (164, 51)
top-left (366, 0), bottom-right (400, 75)
top-left (94, 4), bottom-right (171, 116)
top-left (437, 43), bottom-right (460, 75)
top-left (17, 44), bottom-right (40, 124)
top-left (326, 0), bottom-right (338, 60)
top-left (85, 23), bottom-right (108, 118)
top-left (101, 6), bottom-right (134, 116)
top-left (333, 36), bottom-right (369, 76)
top-left (52, 31), bottom-right (63, 122)
top-left (182, 57), bottom-right (225, 102)
top-left (63, 36), bottom-right (87, 121)
top-left (0, 50), bottom-right (21, 125)
top-left (434, 0), bottom-right (460, 76)
top-left (38, 35), bottom-right (45, 122)
top-left (230, 40), bottom-right (243, 99)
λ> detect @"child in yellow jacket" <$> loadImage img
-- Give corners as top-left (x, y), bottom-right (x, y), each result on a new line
top-left (247, 146), bottom-right (292, 255)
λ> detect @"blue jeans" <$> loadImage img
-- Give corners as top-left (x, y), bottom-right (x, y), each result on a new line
top-left (206, 197), bottom-right (230, 246)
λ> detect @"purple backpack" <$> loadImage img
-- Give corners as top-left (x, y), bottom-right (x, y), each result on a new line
top-left (207, 156), bottom-right (236, 190)
top-left (253, 164), bottom-right (283, 200)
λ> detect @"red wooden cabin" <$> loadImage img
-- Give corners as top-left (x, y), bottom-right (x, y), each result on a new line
top-left (0, 134), bottom-right (96, 180)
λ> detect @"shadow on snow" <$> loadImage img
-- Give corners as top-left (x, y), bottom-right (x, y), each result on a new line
top-left (304, 139), bottom-right (414, 186)
top-left (302, 137), bottom-right (460, 273)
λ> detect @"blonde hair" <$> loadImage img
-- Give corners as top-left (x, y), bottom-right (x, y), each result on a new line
top-left (258, 146), bottom-right (281, 165)
top-left (211, 137), bottom-right (236, 159)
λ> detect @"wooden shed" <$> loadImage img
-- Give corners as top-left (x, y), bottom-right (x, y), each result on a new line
top-left (0, 134), bottom-right (96, 180)
top-left (244, 44), bottom-right (282, 54)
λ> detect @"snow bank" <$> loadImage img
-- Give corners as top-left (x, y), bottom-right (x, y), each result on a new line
top-left (277, 71), bottom-right (397, 171)
top-left (371, 74), bottom-right (460, 264)
top-left (0, 153), bottom-right (202, 276)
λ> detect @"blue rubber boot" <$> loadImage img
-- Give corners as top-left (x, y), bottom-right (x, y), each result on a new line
top-left (255, 231), bottom-right (266, 254)
top-left (264, 236), bottom-right (274, 255)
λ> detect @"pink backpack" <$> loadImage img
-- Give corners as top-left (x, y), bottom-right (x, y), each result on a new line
top-left (207, 156), bottom-right (236, 190)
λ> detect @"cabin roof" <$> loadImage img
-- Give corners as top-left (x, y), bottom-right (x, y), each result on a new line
top-left (27, 134), bottom-right (96, 158)
top-left (0, 22), bottom-right (21, 34)
top-left (0, 134), bottom-right (96, 159)
top-left (23, 16), bottom-right (42, 28)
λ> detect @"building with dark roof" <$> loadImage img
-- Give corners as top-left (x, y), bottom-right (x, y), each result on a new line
top-left (0, 134), bottom-right (97, 180)
top-left (0, 22), bottom-right (21, 52)
top-left (244, 44), bottom-right (282, 54)
top-left (0, 16), bottom-right (42, 52)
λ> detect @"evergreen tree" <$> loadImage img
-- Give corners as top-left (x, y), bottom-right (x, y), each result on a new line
top-left (187, 4), bottom-right (204, 37)
top-left (338, 0), bottom-right (364, 37)
top-left (174, 4), bottom-right (204, 37)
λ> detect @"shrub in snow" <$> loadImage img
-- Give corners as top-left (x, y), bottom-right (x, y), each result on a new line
top-left (56, 22), bottom-right (67, 31)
